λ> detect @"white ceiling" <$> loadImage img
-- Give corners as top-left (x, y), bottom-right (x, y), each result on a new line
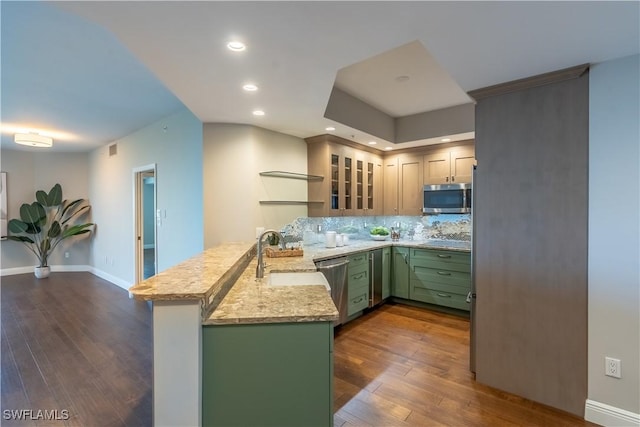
top-left (1, 1), bottom-right (638, 153)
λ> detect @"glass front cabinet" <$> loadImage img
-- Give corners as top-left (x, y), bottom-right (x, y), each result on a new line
top-left (307, 135), bottom-right (383, 217)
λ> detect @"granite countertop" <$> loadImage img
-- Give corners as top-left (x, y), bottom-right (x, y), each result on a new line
top-left (129, 238), bottom-right (470, 326)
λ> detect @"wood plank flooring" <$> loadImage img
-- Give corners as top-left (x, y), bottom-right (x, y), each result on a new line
top-left (333, 302), bottom-right (598, 427)
top-left (2, 273), bottom-right (598, 426)
top-left (1, 272), bottom-right (152, 426)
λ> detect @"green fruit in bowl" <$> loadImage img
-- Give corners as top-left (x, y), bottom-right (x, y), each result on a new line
top-left (370, 226), bottom-right (390, 236)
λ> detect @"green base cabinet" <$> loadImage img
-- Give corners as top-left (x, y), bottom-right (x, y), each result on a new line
top-left (347, 252), bottom-right (369, 316)
top-left (392, 247), bottom-right (410, 299)
top-left (408, 248), bottom-right (471, 311)
top-left (381, 247), bottom-right (391, 299)
top-left (202, 322), bottom-right (334, 427)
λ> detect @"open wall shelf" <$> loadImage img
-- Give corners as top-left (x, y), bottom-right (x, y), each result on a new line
top-left (259, 171), bottom-right (324, 181)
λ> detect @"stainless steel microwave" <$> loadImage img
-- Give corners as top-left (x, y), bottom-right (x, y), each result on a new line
top-left (423, 183), bottom-right (472, 214)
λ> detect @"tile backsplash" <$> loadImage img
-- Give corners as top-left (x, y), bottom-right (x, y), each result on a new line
top-left (280, 214), bottom-right (470, 244)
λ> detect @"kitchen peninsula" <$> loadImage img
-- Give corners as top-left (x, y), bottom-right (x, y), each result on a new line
top-left (129, 238), bottom-right (470, 426)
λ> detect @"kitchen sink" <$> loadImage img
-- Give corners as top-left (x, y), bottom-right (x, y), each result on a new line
top-left (268, 272), bottom-right (330, 291)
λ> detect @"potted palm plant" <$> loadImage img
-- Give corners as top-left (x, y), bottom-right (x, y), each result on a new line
top-left (2, 183), bottom-right (94, 278)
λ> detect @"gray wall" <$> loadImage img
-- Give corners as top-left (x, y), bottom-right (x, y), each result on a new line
top-left (88, 108), bottom-right (203, 288)
top-left (0, 150), bottom-right (91, 269)
top-left (474, 72), bottom-right (589, 416)
top-left (203, 124), bottom-right (308, 248)
top-left (588, 54), bottom-right (639, 416)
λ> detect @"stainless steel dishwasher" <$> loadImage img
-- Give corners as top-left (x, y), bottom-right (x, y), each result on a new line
top-left (315, 257), bottom-right (349, 326)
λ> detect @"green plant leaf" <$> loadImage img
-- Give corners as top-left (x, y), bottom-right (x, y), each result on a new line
top-left (5, 235), bottom-right (35, 244)
top-left (40, 238), bottom-right (51, 254)
top-left (61, 199), bottom-right (84, 219)
top-left (48, 221), bottom-right (62, 238)
top-left (47, 184), bottom-right (63, 206)
top-left (61, 205), bottom-right (89, 225)
top-left (36, 190), bottom-right (48, 205)
top-left (62, 223), bottom-right (93, 238)
top-left (19, 202), bottom-right (45, 224)
top-left (8, 219), bottom-right (28, 233)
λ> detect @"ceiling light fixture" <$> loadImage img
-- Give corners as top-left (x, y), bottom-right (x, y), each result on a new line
top-left (227, 41), bottom-right (246, 52)
top-left (395, 75), bottom-right (410, 83)
top-left (441, 138), bottom-right (451, 142)
top-left (14, 133), bottom-right (53, 148)
top-left (385, 147), bottom-right (393, 151)
top-left (368, 141), bottom-right (377, 145)
top-left (243, 84), bottom-right (258, 91)
top-left (252, 110), bottom-right (265, 116)
top-left (325, 126), bottom-right (335, 131)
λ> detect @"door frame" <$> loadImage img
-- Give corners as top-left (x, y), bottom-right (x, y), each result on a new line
top-left (133, 164), bottom-right (157, 285)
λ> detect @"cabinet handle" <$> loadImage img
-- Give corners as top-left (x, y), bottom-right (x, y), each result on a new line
top-left (446, 177), bottom-right (449, 182)
top-left (436, 293), bottom-right (451, 298)
top-left (437, 271), bottom-right (451, 276)
top-left (452, 176), bottom-right (455, 182)
top-left (353, 272), bottom-right (365, 280)
top-left (354, 296), bottom-right (364, 303)
top-left (437, 254), bottom-right (452, 259)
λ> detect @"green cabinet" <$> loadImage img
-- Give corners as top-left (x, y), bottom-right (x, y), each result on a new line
top-left (382, 247), bottom-right (391, 299)
top-left (409, 248), bottom-right (471, 311)
top-left (392, 247), bottom-right (410, 299)
top-left (202, 322), bottom-right (334, 427)
top-left (347, 252), bottom-right (369, 316)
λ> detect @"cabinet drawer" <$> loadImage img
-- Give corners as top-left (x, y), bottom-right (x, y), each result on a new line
top-left (410, 249), bottom-right (470, 273)
top-left (410, 287), bottom-right (470, 311)
top-left (348, 252), bottom-right (369, 270)
top-left (411, 278), bottom-right (469, 296)
top-left (348, 267), bottom-right (369, 289)
top-left (348, 290), bottom-right (369, 315)
top-left (413, 266), bottom-right (471, 289)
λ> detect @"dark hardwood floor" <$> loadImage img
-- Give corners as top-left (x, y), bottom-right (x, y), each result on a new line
top-left (1, 272), bottom-right (152, 426)
top-left (2, 273), bottom-right (597, 426)
top-left (333, 302), bottom-right (597, 427)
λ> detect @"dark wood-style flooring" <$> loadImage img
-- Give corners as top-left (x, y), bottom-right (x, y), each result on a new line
top-left (1, 273), bottom-right (597, 426)
top-left (1, 273), bottom-right (152, 426)
top-left (333, 303), bottom-right (597, 427)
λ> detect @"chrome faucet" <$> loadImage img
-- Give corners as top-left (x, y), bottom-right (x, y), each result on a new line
top-left (256, 229), bottom-right (284, 278)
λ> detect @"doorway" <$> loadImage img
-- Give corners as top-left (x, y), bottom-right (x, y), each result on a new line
top-left (134, 165), bottom-right (157, 284)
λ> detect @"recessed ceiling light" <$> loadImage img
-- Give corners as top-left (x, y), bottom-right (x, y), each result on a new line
top-left (252, 110), bottom-right (265, 116)
top-left (243, 84), bottom-right (258, 91)
top-left (441, 138), bottom-right (451, 142)
top-left (368, 141), bottom-right (377, 145)
top-left (227, 41), bottom-right (246, 52)
top-left (325, 126), bottom-right (335, 131)
top-left (384, 147), bottom-right (393, 151)
top-left (395, 75), bottom-right (410, 83)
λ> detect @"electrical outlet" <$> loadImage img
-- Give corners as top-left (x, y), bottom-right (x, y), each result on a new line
top-left (64, 252), bottom-right (70, 259)
top-left (605, 357), bottom-right (621, 378)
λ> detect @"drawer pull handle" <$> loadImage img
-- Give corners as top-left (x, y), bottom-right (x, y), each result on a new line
top-left (353, 273), bottom-right (365, 280)
top-left (437, 271), bottom-right (452, 276)
top-left (354, 297), bottom-right (364, 303)
top-left (436, 293), bottom-right (451, 298)
top-left (437, 254), bottom-right (452, 259)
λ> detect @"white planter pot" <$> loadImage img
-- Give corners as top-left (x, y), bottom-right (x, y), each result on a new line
top-left (34, 266), bottom-right (51, 279)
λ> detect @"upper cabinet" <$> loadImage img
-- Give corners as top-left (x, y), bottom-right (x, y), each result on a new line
top-left (307, 135), bottom-right (383, 217)
top-left (308, 135), bottom-right (475, 217)
top-left (423, 143), bottom-right (475, 185)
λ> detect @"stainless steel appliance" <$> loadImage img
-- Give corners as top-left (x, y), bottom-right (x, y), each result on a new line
top-left (315, 257), bottom-right (349, 325)
top-left (423, 183), bottom-right (472, 214)
top-left (369, 249), bottom-right (384, 307)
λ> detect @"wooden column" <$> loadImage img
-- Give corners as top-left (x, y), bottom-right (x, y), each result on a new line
top-left (471, 66), bottom-right (589, 416)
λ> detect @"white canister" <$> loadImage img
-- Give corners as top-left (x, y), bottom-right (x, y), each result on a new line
top-left (325, 231), bottom-right (337, 248)
top-left (342, 234), bottom-right (350, 246)
top-left (336, 234), bottom-right (344, 247)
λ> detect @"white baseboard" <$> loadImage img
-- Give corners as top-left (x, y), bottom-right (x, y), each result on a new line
top-left (0, 265), bottom-right (132, 292)
top-left (89, 267), bottom-right (132, 291)
top-left (585, 399), bottom-right (640, 426)
top-left (0, 264), bottom-right (92, 276)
